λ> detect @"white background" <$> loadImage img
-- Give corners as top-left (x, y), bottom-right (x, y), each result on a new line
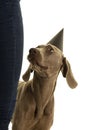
top-left (9, 0), bottom-right (87, 130)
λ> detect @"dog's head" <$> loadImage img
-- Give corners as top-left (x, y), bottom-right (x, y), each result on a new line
top-left (22, 44), bottom-right (78, 89)
top-left (28, 44), bottom-right (63, 77)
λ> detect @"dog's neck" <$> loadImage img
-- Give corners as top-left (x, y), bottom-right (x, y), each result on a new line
top-left (33, 71), bottom-right (58, 93)
top-left (31, 71), bottom-right (58, 118)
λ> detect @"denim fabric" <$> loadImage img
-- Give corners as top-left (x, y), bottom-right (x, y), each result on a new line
top-left (0, 1), bottom-right (23, 130)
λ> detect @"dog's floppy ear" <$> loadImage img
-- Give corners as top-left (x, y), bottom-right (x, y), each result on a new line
top-left (61, 57), bottom-right (78, 88)
top-left (22, 64), bottom-right (33, 82)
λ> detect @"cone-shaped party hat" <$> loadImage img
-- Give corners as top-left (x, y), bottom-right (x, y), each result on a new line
top-left (48, 28), bottom-right (64, 51)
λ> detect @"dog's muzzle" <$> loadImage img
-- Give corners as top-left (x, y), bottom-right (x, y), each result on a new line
top-left (28, 48), bottom-right (48, 70)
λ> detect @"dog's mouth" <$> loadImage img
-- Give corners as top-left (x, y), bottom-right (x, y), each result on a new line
top-left (28, 55), bottom-right (48, 70)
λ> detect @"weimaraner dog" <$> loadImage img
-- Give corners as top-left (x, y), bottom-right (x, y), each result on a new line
top-left (12, 29), bottom-right (77, 130)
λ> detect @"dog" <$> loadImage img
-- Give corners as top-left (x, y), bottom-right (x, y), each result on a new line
top-left (12, 30), bottom-right (78, 130)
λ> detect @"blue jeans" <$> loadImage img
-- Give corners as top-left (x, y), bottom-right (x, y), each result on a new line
top-left (0, 0), bottom-right (23, 129)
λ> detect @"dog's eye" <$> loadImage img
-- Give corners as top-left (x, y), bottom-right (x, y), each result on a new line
top-left (47, 46), bottom-right (54, 53)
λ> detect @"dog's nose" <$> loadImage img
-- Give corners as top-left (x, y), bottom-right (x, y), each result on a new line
top-left (29, 48), bottom-right (37, 55)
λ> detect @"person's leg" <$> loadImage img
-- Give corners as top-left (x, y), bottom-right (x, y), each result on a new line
top-left (0, 1), bottom-right (23, 130)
